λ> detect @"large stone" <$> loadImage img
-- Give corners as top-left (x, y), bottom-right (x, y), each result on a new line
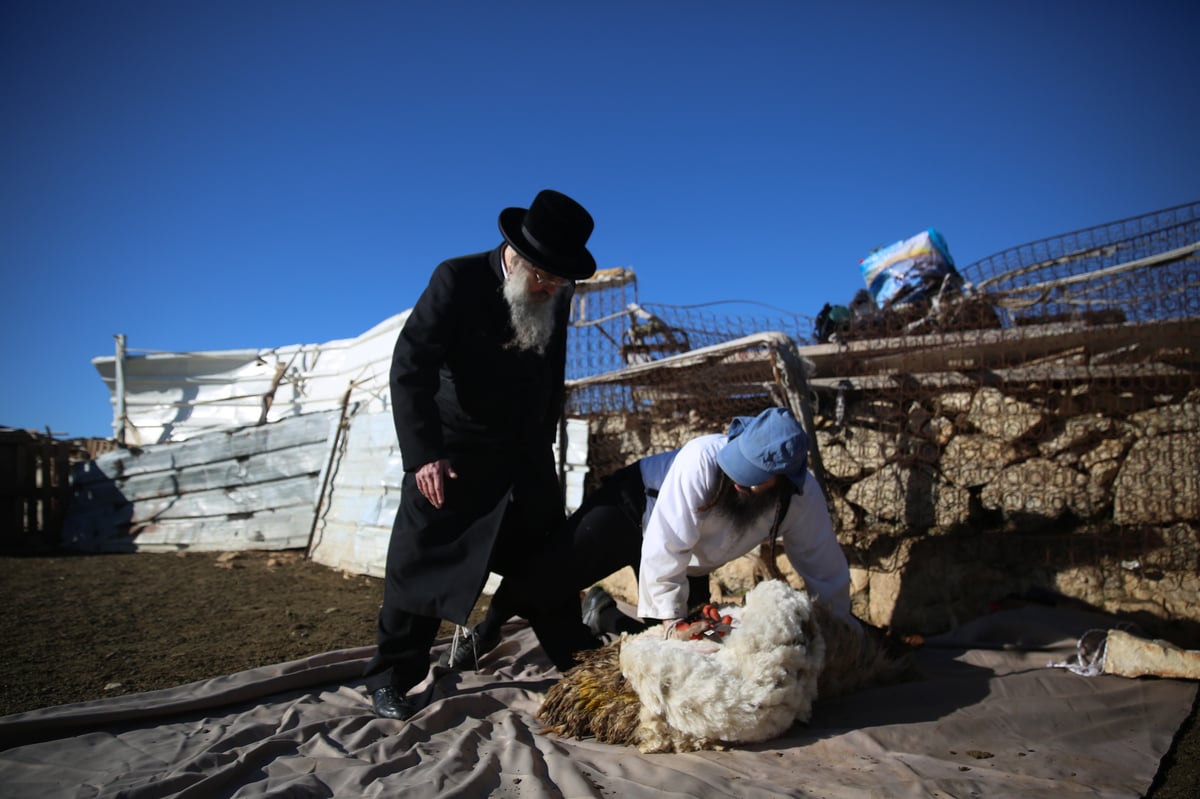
top-left (1075, 456), bottom-right (1120, 520)
top-left (844, 462), bottom-right (954, 530)
top-left (1129, 403), bottom-right (1200, 436)
top-left (829, 493), bottom-right (859, 535)
top-left (904, 402), bottom-right (954, 445)
top-left (933, 480), bottom-right (972, 529)
top-left (924, 415), bottom-right (956, 447)
top-left (1038, 413), bottom-right (1129, 458)
top-left (711, 548), bottom-right (803, 600)
top-left (839, 426), bottom-right (900, 472)
top-left (818, 435), bottom-right (864, 480)
top-left (848, 566), bottom-right (870, 595)
top-left (710, 554), bottom-right (762, 598)
top-left (847, 463), bottom-right (923, 527)
top-left (597, 566), bottom-right (639, 606)
top-left (934, 391), bottom-right (975, 416)
top-left (865, 539), bottom-right (912, 628)
top-left (980, 458), bottom-right (1087, 521)
top-left (1079, 436), bottom-right (1131, 471)
top-left (867, 568), bottom-right (902, 629)
top-left (1113, 433), bottom-right (1200, 525)
top-left (968, 387), bottom-right (1046, 441)
top-left (941, 434), bottom-right (1019, 488)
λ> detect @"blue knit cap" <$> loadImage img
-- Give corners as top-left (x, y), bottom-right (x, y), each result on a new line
top-left (716, 407), bottom-right (809, 490)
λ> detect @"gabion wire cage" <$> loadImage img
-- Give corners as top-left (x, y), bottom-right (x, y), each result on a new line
top-left (963, 200), bottom-right (1200, 327)
top-left (563, 202), bottom-right (1200, 635)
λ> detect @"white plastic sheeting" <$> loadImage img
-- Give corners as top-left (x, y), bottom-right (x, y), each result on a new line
top-left (307, 412), bottom-right (589, 578)
top-left (92, 313), bottom-right (409, 445)
top-left (77, 313), bottom-right (591, 575)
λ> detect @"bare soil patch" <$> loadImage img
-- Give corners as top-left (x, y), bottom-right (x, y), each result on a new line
top-left (0, 550), bottom-right (1194, 797)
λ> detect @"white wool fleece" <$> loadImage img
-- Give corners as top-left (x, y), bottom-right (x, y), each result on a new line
top-left (619, 580), bottom-right (826, 751)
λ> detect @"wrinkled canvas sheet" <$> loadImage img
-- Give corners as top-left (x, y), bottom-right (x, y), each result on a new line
top-left (0, 606), bottom-right (1194, 798)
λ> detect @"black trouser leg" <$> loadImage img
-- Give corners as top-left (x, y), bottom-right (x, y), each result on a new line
top-left (502, 465), bottom-right (647, 670)
top-left (595, 603), bottom-right (648, 635)
top-left (363, 601), bottom-right (443, 693)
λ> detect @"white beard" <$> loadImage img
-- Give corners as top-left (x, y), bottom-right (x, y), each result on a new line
top-left (502, 276), bottom-right (559, 355)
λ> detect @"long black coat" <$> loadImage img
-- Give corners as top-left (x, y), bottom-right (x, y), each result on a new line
top-left (385, 245), bottom-right (569, 624)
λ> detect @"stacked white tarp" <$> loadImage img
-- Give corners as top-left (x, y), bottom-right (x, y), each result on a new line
top-left (75, 312), bottom-right (591, 572)
top-left (65, 411), bottom-right (341, 552)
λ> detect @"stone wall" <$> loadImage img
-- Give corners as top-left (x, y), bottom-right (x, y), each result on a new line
top-left (592, 380), bottom-right (1199, 645)
top-left (735, 382), bottom-right (1199, 644)
top-left (580, 202), bottom-right (1200, 643)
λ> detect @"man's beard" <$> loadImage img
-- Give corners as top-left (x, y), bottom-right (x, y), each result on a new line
top-left (502, 275), bottom-right (558, 355)
top-left (710, 477), bottom-right (790, 533)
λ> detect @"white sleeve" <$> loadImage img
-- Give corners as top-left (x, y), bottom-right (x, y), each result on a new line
top-left (781, 476), bottom-right (852, 621)
top-left (637, 441), bottom-right (718, 620)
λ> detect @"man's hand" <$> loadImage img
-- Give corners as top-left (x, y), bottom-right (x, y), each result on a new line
top-left (415, 459), bottom-right (457, 509)
top-left (661, 605), bottom-right (735, 641)
top-left (662, 618), bottom-right (709, 641)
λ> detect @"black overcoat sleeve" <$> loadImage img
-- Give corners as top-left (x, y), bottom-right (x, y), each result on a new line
top-left (389, 254), bottom-right (463, 471)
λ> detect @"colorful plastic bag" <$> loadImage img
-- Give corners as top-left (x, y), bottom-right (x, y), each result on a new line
top-left (859, 228), bottom-right (956, 308)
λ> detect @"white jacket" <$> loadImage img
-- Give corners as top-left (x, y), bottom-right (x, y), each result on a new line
top-left (636, 434), bottom-right (850, 622)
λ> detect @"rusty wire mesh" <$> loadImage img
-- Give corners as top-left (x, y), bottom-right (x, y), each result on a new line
top-left (565, 268), bottom-right (816, 489)
top-left (963, 200), bottom-right (1200, 326)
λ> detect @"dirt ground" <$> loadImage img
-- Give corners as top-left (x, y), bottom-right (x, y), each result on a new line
top-left (1, 549), bottom-right (1196, 797)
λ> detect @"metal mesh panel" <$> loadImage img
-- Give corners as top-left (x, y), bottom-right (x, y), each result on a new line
top-left (565, 333), bottom-right (812, 493)
top-left (963, 200), bottom-right (1200, 326)
top-left (566, 269), bottom-right (815, 380)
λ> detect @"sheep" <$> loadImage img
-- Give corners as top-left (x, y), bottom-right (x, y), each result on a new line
top-left (537, 579), bottom-right (914, 753)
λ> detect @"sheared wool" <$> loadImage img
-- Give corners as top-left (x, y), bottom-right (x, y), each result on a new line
top-left (537, 579), bottom-right (915, 753)
top-left (619, 579), bottom-right (824, 752)
top-left (536, 644), bottom-right (641, 746)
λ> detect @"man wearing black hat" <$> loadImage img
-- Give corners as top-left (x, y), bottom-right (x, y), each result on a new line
top-left (364, 189), bottom-right (597, 720)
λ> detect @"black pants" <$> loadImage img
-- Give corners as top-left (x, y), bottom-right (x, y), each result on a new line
top-left (363, 610), bottom-right (442, 693)
top-left (363, 466), bottom-right (558, 694)
top-left (496, 463), bottom-right (711, 670)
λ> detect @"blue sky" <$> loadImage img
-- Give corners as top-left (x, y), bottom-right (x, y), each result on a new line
top-left (3, 1), bottom-right (1198, 440)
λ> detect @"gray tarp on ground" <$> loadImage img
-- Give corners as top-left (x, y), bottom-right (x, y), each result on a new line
top-left (0, 606), bottom-right (1194, 798)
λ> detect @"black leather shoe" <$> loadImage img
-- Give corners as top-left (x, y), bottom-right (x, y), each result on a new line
top-left (581, 585), bottom-right (616, 637)
top-left (437, 626), bottom-right (501, 670)
top-left (371, 686), bottom-right (416, 721)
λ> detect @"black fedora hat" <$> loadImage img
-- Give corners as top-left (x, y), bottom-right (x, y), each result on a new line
top-left (498, 189), bottom-right (597, 281)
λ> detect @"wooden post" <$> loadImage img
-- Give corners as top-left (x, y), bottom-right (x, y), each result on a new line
top-left (114, 334), bottom-right (127, 446)
top-left (769, 336), bottom-right (829, 495)
top-left (306, 385), bottom-right (353, 559)
top-left (38, 429), bottom-right (52, 539)
top-left (259, 361), bottom-right (289, 425)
